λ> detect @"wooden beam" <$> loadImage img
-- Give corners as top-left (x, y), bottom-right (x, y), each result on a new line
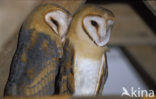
top-left (4, 96), bottom-right (71, 99)
top-left (100, 3), bottom-right (156, 45)
top-left (3, 96), bottom-right (136, 99)
top-left (143, 1), bottom-right (156, 16)
top-left (123, 45), bottom-right (156, 90)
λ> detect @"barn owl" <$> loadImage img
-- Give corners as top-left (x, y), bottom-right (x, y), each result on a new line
top-left (4, 3), bottom-right (71, 96)
top-left (58, 4), bottom-right (115, 96)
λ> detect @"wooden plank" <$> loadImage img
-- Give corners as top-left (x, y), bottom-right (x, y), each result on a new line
top-left (100, 3), bottom-right (156, 45)
top-left (0, 0), bottom-right (86, 98)
top-left (3, 96), bottom-right (138, 99)
top-left (143, 0), bottom-right (156, 15)
top-left (4, 96), bottom-right (71, 99)
top-left (124, 45), bottom-right (156, 88)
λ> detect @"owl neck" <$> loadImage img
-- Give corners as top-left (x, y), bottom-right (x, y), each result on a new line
top-left (71, 38), bottom-right (107, 60)
top-left (76, 49), bottom-right (105, 61)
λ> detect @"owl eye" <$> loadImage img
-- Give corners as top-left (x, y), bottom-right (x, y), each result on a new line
top-left (50, 18), bottom-right (58, 28)
top-left (91, 20), bottom-right (98, 28)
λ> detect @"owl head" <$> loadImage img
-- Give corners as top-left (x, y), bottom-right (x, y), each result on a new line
top-left (67, 4), bottom-right (115, 48)
top-left (24, 3), bottom-right (72, 43)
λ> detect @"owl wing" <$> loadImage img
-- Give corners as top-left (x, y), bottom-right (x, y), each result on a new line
top-left (96, 53), bottom-right (108, 95)
top-left (56, 39), bottom-right (75, 95)
top-left (4, 25), bottom-right (62, 96)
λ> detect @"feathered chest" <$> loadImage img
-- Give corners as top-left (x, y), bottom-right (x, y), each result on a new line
top-left (74, 53), bottom-right (105, 96)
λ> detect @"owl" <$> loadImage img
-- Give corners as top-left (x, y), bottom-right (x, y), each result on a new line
top-left (58, 4), bottom-right (115, 96)
top-left (4, 3), bottom-right (71, 96)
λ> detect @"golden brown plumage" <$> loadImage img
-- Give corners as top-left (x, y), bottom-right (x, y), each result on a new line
top-left (4, 3), bottom-right (71, 96)
top-left (60, 4), bottom-right (115, 96)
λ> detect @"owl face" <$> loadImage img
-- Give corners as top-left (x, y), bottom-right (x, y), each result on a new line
top-left (25, 3), bottom-right (72, 43)
top-left (45, 10), bottom-right (72, 42)
top-left (83, 15), bottom-right (114, 47)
